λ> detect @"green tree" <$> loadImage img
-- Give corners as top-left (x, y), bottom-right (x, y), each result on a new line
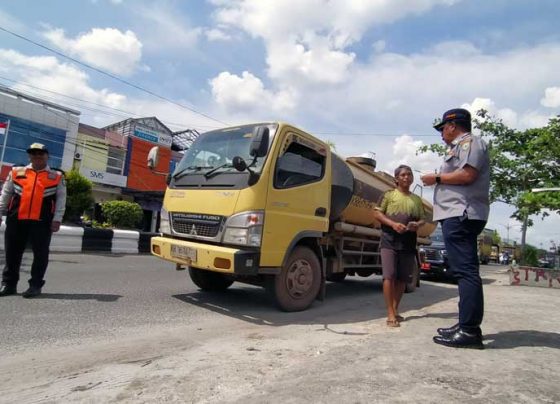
top-left (64, 170), bottom-right (94, 223)
top-left (491, 230), bottom-right (501, 245)
top-left (419, 112), bottom-right (560, 264)
top-left (101, 200), bottom-right (143, 229)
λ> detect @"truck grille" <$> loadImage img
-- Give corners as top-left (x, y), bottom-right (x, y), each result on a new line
top-left (171, 213), bottom-right (223, 238)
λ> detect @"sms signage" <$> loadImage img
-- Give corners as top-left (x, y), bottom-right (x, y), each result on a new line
top-left (80, 167), bottom-right (127, 187)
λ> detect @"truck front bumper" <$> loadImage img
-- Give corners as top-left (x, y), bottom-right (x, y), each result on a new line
top-left (151, 236), bottom-right (260, 275)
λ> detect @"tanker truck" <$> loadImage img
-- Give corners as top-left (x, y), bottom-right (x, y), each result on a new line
top-left (148, 122), bottom-right (436, 311)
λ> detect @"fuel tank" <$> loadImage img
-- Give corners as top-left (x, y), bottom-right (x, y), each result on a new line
top-left (330, 155), bottom-right (436, 238)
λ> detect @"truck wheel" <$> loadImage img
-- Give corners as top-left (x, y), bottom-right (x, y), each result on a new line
top-left (326, 273), bottom-right (347, 282)
top-left (189, 267), bottom-right (234, 291)
top-left (269, 246), bottom-right (321, 312)
top-left (405, 264), bottom-right (419, 293)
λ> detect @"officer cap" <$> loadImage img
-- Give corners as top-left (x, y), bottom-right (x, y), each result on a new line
top-left (433, 108), bottom-right (471, 131)
top-left (27, 143), bottom-right (49, 154)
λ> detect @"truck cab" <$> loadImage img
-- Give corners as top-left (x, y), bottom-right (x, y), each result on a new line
top-left (150, 122), bottom-right (331, 311)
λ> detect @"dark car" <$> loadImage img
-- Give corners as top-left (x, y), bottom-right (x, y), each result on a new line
top-left (419, 225), bottom-right (454, 280)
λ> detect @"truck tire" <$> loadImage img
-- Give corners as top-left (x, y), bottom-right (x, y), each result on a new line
top-left (189, 267), bottom-right (234, 291)
top-left (405, 264), bottom-right (420, 293)
top-left (326, 273), bottom-right (347, 282)
top-left (269, 246), bottom-right (321, 312)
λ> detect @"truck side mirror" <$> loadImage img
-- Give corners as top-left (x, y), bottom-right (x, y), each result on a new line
top-left (249, 127), bottom-right (270, 158)
top-left (147, 146), bottom-right (160, 169)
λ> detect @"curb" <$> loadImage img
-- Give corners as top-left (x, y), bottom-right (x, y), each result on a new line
top-left (0, 224), bottom-right (158, 254)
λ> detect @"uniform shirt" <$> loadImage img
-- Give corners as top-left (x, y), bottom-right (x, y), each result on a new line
top-left (0, 164), bottom-right (67, 222)
top-left (376, 189), bottom-right (425, 252)
top-left (433, 132), bottom-right (490, 221)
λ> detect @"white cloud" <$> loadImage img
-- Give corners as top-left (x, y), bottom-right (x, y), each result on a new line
top-left (541, 86), bottom-right (560, 108)
top-left (462, 97), bottom-right (552, 129)
top-left (372, 40), bottom-right (386, 53)
top-left (213, 0), bottom-right (458, 85)
top-left (210, 71), bottom-right (297, 112)
top-left (0, 49), bottom-right (126, 107)
top-left (42, 27), bottom-right (143, 76)
top-left (0, 7), bottom-right (26, 33)
top-left (0, 48), bottom-right (223, 131)
top-left (204, 28), bottom-right (232, 42)
top-left (133, 5), bottom-right (202, 51)
top-left (389, 135), bottom-right (441, 174)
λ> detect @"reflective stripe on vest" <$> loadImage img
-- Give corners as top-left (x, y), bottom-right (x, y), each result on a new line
top-left (12, 168), bottom-right (62, 220)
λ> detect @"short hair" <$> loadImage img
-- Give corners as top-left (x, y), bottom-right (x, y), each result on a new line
top-left (394, 164), bottom-right (413, 178)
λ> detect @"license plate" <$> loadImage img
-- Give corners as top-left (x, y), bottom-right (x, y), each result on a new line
top-left (171, 245), bottom-right (197, 263)
top-left (421, 262), bottom-right (431, 271)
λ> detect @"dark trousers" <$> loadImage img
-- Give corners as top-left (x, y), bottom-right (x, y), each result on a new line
top-left (441, 216), bottom-right (486, 332)
top-left (2, 218), bottom-right (53, 288)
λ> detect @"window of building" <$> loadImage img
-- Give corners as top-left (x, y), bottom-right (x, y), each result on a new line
top-left (0, 113), bottom-right (65, 168)
top-left (107, 146), bottom-right (126, 175)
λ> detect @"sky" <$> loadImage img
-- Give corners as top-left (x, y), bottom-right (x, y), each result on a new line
top-left (0, 0), bottom-right (559, 250)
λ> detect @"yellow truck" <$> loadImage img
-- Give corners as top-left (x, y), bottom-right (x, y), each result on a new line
top-left (148, 122), bottom-right (435, 311)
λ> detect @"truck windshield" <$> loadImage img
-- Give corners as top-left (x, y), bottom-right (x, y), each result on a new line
top-left (173, 123), bottom-right (277, 180)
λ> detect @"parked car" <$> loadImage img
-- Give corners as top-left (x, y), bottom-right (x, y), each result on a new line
top-left (419, 224), bottom-right (456, 281)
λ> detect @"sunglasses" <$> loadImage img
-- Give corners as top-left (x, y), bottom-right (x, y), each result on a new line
top-left (29, 151), bottom-right (47, 156)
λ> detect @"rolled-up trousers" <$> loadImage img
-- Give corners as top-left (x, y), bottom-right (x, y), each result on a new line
top-left (2, 217), bottom-right (52, 289)
top-left (441, 215), bottom-right (486, 332)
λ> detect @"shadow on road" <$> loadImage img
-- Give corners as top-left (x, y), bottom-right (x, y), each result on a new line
top-left (484, 330), bottom-right (560, 350)
top-left (35, 293), bottom-right (122, 302)
top-left (173, 277), bottom-right (458, 327)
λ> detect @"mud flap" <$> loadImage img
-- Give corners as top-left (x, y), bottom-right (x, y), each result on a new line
top-left (317, 257), bottom-right (326, 301)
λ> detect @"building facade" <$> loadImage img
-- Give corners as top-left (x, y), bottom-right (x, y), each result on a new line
top-left (0, 87), bottom-right (80, 181)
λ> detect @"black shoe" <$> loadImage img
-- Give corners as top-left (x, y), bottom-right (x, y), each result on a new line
top-left (437, 323), bottom-right (482, 338)
top-left (433, 329), bottom-right (484, 350)
top-left (0, 285), bottom-right (17, 296)
top-left (22, 286), bottom-right (42, 298)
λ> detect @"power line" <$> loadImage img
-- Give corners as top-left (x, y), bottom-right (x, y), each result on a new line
top-left (0, 77), bottom-right (222, 131)
top-left (0, 25), bottom-right (229, 126)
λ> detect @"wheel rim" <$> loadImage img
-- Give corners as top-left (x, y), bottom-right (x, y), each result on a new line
top-left (285, 258), bottom-right (314, 299)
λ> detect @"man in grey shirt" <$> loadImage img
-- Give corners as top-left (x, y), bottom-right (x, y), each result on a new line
top-left (421, 108), bottom-right (490, 349)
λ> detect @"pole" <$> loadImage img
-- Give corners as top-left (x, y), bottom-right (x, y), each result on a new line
top-left (0, 119), bottom-right (11, 169)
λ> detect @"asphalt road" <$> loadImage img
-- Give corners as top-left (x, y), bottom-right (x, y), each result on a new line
top-left (0, 252), bottom-right (504, 355)
top-left (1, 254), bottom-right (558, 403)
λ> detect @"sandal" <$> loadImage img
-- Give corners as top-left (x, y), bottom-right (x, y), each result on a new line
top-left (386, 319), bottom-right (400, 327)
top-left (396, 315), bottom-right (405, 322)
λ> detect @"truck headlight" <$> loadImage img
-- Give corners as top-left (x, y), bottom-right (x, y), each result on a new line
top-left (223, 211), bottom-right (264, 247)
top-left (159, 207), bottom-right (171, 234)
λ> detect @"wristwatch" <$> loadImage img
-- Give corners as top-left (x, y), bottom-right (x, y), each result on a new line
top-left (435, 175), bottom-right (441, 184)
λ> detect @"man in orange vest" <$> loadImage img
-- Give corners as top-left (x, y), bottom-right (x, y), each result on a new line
top-left (0, 143), bottom-right (66, 298)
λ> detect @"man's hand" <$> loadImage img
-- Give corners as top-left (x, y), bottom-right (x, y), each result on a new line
top-left (421, 173), bottom-right (437, 186)
top-left (51, 221), bottom-right (61, 232)
top-left (407, 221), bottom-right (419, 232)
top-left (392, 222), bottom-right (407, 234)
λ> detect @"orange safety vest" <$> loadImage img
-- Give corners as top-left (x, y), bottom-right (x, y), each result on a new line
top-left (9, 167), bottom-right (63, 221)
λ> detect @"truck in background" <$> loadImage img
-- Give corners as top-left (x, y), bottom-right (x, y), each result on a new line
top-left (148, 122), bottom-right (436, 311)
top-left (478, 228), bottom-right (499, 264)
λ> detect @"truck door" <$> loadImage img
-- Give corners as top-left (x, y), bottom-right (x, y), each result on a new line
top-left (260, 131), bottom-right (330, 267)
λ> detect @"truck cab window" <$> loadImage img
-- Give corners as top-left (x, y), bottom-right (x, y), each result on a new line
top-left (275, 141), bottom-right (325, 189)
